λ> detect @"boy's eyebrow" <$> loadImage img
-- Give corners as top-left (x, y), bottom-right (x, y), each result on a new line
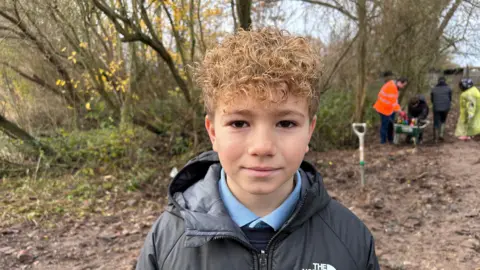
top-left (223, 109), bottom-right (306, 118)
top-left (275, 110), bottom-right (306, 118)
top-left (223, 109), bottom-right (254, 116)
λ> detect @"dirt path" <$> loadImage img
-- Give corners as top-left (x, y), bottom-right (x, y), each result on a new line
top-left (307, 137), bottom-right (480, 269)
top-left (366, 141), bottom-right (480, 269)
top-left (1, 140), bottom-right (479, 270)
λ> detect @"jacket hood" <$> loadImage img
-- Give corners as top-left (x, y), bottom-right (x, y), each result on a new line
top-left (165, 151), bottom-right (331, 247)
top-left (436, 81), bottom-right (447, 87)
top-left (417, 94), bottom-right (427, 103)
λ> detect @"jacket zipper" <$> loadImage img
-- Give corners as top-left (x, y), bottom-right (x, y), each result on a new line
top-left (213, 235), bottom-right (261, 270)
top-left (259, 250), bottom-right (267, 270)
top-left (262, 191), bottom-right (309, 270)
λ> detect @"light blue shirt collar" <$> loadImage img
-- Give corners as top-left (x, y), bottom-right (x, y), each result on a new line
top-left (218, 168), bottom-right (302, 231)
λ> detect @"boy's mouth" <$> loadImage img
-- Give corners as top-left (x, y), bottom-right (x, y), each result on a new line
top-left (242, 166), bottom-right (281, 177)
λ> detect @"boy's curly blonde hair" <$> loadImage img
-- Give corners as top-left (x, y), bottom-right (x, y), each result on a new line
top-left (195, 27), bottom-right (322, 118)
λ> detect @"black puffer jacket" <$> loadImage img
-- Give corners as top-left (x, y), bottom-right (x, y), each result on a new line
top-left (408, 94), bottom-right (429, 120)
top-left (431, 81), bottom-right (452, 112)
top-left (136, 151), bottom-right (380, 270)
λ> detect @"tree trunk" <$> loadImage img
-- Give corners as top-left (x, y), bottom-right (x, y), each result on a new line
top-left (0, 114), bottom-right (55, 156)
top-left (231, 0), bottom-right (239, 32)
top-left (121, 41), bottom-right (136, 130)
top-left (236, 0), bottom-right (252, 30)
top-left (353, 0), bottom-right (368, 123)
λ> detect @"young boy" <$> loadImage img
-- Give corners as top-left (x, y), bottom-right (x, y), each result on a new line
top-left (406, 94), bottom-right (429, 143)
top-left (136, 28), bottom-right (379, 270)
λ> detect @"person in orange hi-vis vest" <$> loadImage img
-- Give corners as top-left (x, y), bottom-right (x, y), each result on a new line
top-left (373, 77), bottom-right (408, 144)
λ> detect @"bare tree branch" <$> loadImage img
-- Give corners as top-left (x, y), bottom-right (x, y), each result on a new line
top-left (437, 0), bottom-right (463, 40)
top-left (0, 61), bottom-right (62, 97)
top-left (189, 0), bottom-right (196, 61)
top-left (161, 1), bottom-right (195, 90)
top-left (92, 0), bottom-right (192, 104)
top-left (0, 113), bottom-right (55, 156)
top-left (18, 1), bottom-right (58, 54)
top-left (464, 0), bottom-right (480, 8)
top-left (321, 32), bottom-right (359, 93)
top-left (196, 0), bottom-right (207, 54)
top-left (0, 26), bottom-right (27, 39)
top-left (299, 0), bottom-right (357, 21)
top-left (139, 0), bottom-right (161, 49)
top-left (0, 9), bottom-right (81, 106)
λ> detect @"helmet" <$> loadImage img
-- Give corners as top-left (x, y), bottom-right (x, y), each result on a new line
top-left (459, 78), bottom-right (473, 91)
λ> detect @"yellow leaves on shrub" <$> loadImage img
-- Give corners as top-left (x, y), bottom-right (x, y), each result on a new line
top-left (169, 51), bottom-right (181, 64)
top-left (56, 79), bottom-right (79, 89)
top-left (68, 51), bottom-right (77, 64)
top-left (140, 20), bottom-right (147, 30)
top-left (109, 60), bottom-right (122, 73)
top-left (168, 87), bottom-right (181, 97)
top-left (79, 42), bottom-right (88, 49)
top-left (173, 7), bottom-right (183, 25)
top-left (56, 79), bottom-right (66, 86)
top-left (204, 8), bottom-right (222, 17)
top-left (120, 78), bottom-right (129, 86)
top-left (96, 60), bottom-right (130, 93)
top-left (85, 102), bottom-right (91, 111)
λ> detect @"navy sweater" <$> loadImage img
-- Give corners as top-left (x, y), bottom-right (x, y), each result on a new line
top-left (241, 226), bottom-right (276, 251)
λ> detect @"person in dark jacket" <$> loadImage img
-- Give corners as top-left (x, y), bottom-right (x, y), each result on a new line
top-left (406, 94), bottom-right (429, 143)
top-left (408, 94), bottom-right (429, 120)
top-left (430, 76), bottom-right (452, 141)
top-left (136, 28), bottom-right (379, 270)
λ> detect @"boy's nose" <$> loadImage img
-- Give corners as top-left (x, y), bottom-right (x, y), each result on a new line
top-left (247, 130), bottom-right (276, 156)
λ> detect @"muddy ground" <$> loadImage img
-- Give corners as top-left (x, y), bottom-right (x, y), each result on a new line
top-left (1, 122), bottom-right (480, 269)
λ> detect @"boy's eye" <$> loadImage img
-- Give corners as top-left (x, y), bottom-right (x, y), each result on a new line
top-left (277, 121), bottom-right (296, 128)
top-left (230, 121), bottom-right (249, 128)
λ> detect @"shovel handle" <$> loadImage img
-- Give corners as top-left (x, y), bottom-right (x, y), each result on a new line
top-left (352, 122), bottom-right (366, 158)
top-left (352, 123), bottom-right (367, 187)
top-left (352, 123), bottom-right (367, 137)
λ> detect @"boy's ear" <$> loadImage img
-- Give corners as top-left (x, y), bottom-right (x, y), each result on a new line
top-left (205, 115), bottom-right (218, 151)
top-left (306, 115), bottom-right (317, 153)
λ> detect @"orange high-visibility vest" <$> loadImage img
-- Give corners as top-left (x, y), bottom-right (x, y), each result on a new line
top-left (373, 80), bottom-right (401, 116)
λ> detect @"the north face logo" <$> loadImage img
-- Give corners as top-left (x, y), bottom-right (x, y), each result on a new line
top-left (302, 263), bottom-right (336, 270)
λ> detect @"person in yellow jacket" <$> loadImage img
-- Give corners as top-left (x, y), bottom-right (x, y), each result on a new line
top-left (455, 78), bottom-right (480, 140)
top-left (373, 77), bottom-right (408, 144)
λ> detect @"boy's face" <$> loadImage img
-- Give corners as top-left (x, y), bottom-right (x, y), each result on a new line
top-left (205, 94), bottom-right (316, 197)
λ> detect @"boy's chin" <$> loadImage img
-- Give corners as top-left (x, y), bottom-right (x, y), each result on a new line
top-left (241, 181), bottom-right (291, 196)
